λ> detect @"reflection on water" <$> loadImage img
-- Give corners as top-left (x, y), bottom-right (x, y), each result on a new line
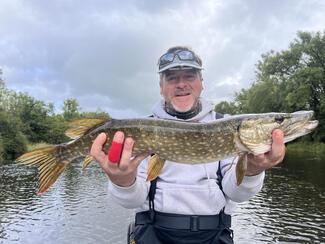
top-left (233, 150), bottom-right (325, 243)
top-left (0, 162), bottom-right (134, 244)
top-left (1, 151), bottom-right (325, 243)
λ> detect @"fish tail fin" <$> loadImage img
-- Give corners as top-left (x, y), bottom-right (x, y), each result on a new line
top-left (16, 145), bottom-right (71, 195)
top-left (146, 154), bottom-right (165, 181)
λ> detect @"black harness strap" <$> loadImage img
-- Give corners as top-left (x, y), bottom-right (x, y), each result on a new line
top-left (215, 112), bottom-right (227, 227)
top-left (148, 178), bottom-right (158, 222)
top-left (216, 162), bottom-right (224, 193)
top-left (215, 111), bottom-right (224, 192)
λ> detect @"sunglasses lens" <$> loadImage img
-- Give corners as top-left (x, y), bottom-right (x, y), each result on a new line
top-left (177, 50), bottom-right (195, 60)
top-left (160, 53), bottom-right (175, 66)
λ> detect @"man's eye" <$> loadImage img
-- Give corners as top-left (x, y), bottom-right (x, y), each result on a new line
top-left (167, 76), bottom-right (176, 81)
top-left (185, 75), bottom-right (195, 80)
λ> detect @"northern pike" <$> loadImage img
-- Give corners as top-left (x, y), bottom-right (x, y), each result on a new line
top-left (16, 111), bottom-right (318, 194)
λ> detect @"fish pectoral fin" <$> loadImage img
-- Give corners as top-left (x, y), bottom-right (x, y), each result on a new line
top-left (65, 118), bottom-right (109, 139)
top-left (236, 153), bottom-right (248, 186)
top-left (82, 155), bottom-right (94, 171)
top-left (146, 154), bottom-right (165, 182)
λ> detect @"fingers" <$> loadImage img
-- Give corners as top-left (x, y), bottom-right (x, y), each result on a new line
top-left (89, 130), bottom-right (148, 187)
top-left (90, 132), bottom-right (108, 163)
top-left (108, 131), bottom-right (124, 163)
top-left (91, 130), bottom-right (147, 186)
top-left (272, 129), bottom-right (284, 146)
top-left (118, 137), bottom-right (135, 171)
top-left (246, 129), bottom-right (286, 175)
top-left (113, 135), bottom-right (149, 171)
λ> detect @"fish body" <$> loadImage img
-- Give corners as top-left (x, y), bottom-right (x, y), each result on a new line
top-left (16, 111), bottom-right (318, 194)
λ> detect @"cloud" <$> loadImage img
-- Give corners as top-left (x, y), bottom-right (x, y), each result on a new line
top-left (1, 0), bottom-right (325, 118)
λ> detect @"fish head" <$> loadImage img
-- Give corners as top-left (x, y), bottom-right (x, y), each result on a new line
top-left (237, 111), bottom-right (318, 155)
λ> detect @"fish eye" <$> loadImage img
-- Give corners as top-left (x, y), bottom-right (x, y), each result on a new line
top-left (275, 117), bottom-right (285, 124)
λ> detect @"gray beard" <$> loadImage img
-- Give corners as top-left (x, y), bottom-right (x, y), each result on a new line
top-left (164, 100), bottom-right (202, 120)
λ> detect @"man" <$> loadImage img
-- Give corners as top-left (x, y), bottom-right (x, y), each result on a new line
top-left (90, 46), bottom-right (285, 243)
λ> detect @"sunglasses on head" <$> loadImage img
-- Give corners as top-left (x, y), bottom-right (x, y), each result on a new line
top-left (158, 50), bottom-right (201, 69)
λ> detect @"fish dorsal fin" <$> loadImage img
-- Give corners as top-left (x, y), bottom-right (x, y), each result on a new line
top-left (65, 118), bottom-right (109, 139)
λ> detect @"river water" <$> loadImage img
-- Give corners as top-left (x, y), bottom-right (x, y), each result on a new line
top-left (0, 150), bottom-right (324, 243)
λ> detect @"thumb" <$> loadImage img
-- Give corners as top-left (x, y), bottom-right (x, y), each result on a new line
top-left (269, 129), bottom-right (285, 163)
top-left (272, 129), bottom-right (284, 145)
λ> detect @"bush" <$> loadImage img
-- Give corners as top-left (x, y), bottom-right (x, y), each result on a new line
top-left (0, 111), bottom-right (28, 160)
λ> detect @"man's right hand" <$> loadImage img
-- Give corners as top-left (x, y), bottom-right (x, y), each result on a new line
top-left (90, 131), bottom-right (149, 187)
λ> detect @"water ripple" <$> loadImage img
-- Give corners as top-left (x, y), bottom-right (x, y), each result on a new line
top-left (1, 154), bottom-right (325, 243)
top-left (232, 167), bottom-right (325, 243)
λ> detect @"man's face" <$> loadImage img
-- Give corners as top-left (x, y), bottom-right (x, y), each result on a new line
top-left (160, 69), bottom-right (203, 112)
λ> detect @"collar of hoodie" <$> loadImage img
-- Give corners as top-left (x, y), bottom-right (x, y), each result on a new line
top-left (151, 98), bottom-right (215, 122)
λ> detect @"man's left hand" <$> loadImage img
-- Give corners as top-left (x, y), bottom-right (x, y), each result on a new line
top-left (245, 129), bottom-right (285, 176)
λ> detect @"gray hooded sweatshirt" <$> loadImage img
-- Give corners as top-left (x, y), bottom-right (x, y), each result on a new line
top-left (108, 99), bottom-right (265, 215)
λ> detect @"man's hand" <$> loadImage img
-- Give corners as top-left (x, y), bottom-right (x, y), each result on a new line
top-left (245, 129), bottom-right (285, 176)
top-left (90, 131), bottom-right (149, 187)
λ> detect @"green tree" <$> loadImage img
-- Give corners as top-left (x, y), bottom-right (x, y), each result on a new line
top-left (215, 31), bottom-right (325, 142)
top-left (0, 111), bottom-right (28, 160)
top-left (80, 109), bottom-right (110, 119)
top-left (0, 80), bottom-right (67, 149)
top-left (256, 31), bottom-right (325, 141)
top-left (43, 114), bottom-right (69, 144)
top-left (256, 31), bottom-right (325, 114)
top-left (0, 73), bottom-right (112, 160)
top-left (214, 101), bottom-right (239, 115)
top-left (13, 93), bottom-right (53, 142)
top-left (63, 98), bottom-right (80, 121)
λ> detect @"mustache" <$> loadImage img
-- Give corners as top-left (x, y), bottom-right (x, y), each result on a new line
top-left (174, 89), bottom-right (192, 96)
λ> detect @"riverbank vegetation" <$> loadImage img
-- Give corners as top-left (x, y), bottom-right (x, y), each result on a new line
top-left (215, 31), bottom-right (325, 144)
top-left (0, 76), bottom-right (109, 161)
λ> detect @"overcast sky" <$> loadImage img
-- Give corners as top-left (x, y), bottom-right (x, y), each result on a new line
top-left (1, 0), bottom-right (324, 118)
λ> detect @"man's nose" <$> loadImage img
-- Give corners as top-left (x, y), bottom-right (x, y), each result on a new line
top-left (175, 77), bottom-right (188, 87)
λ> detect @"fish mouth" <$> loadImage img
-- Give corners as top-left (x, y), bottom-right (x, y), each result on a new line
top-left (284, 119), bottom-right (318, 143)
top-left (299, 120), bottom-right (319, 135)
top-left (305, 120), bottom-right (319, 130)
